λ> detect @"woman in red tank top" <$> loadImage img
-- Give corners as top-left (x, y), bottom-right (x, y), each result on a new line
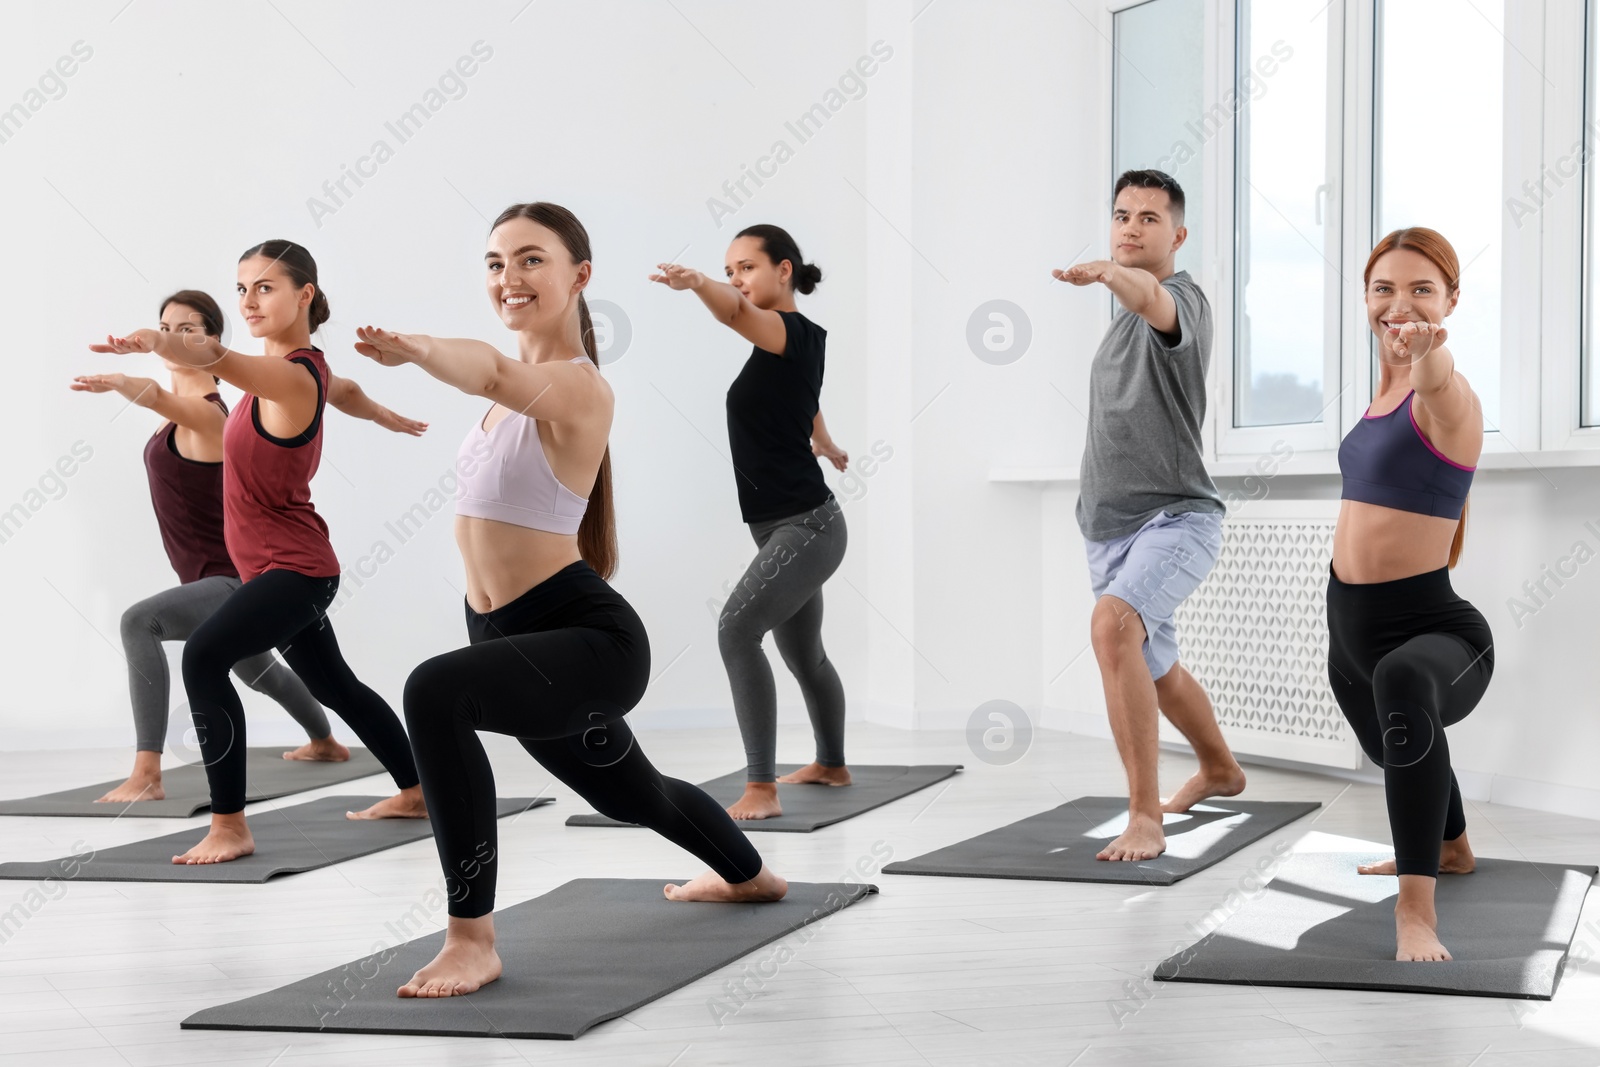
top-left (75, 289), bottom-right (427, 807)
top-left (91, 241), bottom-right (428, 864)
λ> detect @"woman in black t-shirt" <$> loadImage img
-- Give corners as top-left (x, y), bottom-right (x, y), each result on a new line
top-left (651, 225), bottom-right (851, 820)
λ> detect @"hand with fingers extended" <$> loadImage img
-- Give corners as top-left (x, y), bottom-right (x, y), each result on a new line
top-left (354, 326), bottom-right (432, 367)
top-left (69, 373), bottom-right (161, 408)
top-left (90, 327), bottom-right (220, 366)
top-left (1384, 319), bottom-right (1448, 365)
top-left (1053, 261), bottom-right (1117, 287)
top-left (648, 262), bottom-right (708, 291)
top-left (372, 407), bottom-right (429, 436)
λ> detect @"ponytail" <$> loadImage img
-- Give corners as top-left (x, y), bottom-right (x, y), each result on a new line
top-left (575, 292), bottom-right (617, 579)
top-left (1448, 495), bottom-right (1468, 569)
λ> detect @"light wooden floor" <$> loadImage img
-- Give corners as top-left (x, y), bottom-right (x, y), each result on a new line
top-left (1, 723), bottom-right (1598, 1067)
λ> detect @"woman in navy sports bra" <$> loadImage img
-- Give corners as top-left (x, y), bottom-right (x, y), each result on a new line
top-left (1330, 227), bottom-right (1491, 963)
top-left (355, 202), bottom-right (785, 999)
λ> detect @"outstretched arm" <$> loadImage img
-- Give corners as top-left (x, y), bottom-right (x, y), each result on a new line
top-left (1388, 323), bottom-right (1481, 436)
top-left (649, 263), bottom-right (789, 355)
top-left (1053, 261), bottom-right (1178, 336)
top-left (69, 374), bottom-right (226, 435)
top-left (326, 373), bottom-right (428, 436)
top-left (353, 327), bottom-right (605, 426)
top-left (90, 329), bottom-right (317, 410)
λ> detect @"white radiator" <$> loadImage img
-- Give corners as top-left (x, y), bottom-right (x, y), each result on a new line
top-left (1171, 499), bottom-right (1363, 769)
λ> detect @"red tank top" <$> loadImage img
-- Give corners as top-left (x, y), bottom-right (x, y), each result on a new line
top-left (142, 393), bottom-right (237, 584)
top-left (222, 348), bottom-right (341, 582)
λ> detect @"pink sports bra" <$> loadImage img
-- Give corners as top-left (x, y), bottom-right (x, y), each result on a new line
top-left (455, 356), bottom-right (591, 534)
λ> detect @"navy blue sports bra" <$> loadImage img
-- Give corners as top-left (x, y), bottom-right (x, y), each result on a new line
top-left (1338, 390), bottom-right (1474, 519)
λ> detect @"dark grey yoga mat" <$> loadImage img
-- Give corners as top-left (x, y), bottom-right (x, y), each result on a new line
top-left (883, 796), bottom-right (1320, 884)
top-left (1153, 851), bottom-right (1598, 999)
top-left (181, 877), bottom-right (878, 1039)
top-left (0, 747), bottom-right (388, 818)
top-left (0, 795), bottom-right (550, 884)
top-left (564, 764), bottom-right (962, 833)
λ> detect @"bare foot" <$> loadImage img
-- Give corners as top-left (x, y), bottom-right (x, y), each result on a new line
top-left (347, 785), bottom-right (428, 820)
top-left (398, 916), bottom-right (501, 998)
top-left (96, 751), bottom-right (165, 803)
top-left (776, 761), bottom-right (852, 786)
top-left (1395, 898), bottom-right (1452, 961)
top-left (172, 815), bottom-right (254, 864)
top-left (1097, 812), bottom-right (1166, 861)
top-left (283, 736), bottom-right (350, 762)
top-left (1161, 763), bottom-right (1247, 813)
top-left (1358, 834), bottom-right (1476, 876)
top-left (665, 863), bottom-right (789, 902)
top-left (96, 775), bottom-right (164, 803)
top-left (726, 783), bottom-right (782, 820)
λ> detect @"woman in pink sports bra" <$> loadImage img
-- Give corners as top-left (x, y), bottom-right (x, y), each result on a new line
top-left (355, 201), bottom-right (786, 1000)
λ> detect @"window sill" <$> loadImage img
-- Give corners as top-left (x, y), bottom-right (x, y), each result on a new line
top-left (989, 447), bottom-right (1600, 488)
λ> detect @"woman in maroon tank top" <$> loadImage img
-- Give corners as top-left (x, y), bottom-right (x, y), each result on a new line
top-left (91, 242), bottom-right (428, 864)
top-left (74, 289), bottom-right (427, 806)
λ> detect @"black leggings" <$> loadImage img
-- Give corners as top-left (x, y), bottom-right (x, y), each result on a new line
top-left (181, 568), bottom-right (419, 814)
top-left (404, 560), bottom-right (765, 919)
top-left (1326, 564), bottom-right (1493, 877)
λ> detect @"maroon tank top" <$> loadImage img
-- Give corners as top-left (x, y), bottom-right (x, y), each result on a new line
top-left (142, 393), bottom-right (237, 584)
top-left (222, 348), bottom-right (341, 583)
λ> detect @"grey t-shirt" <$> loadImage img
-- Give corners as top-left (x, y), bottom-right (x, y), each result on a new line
top-left (1075, 269), bottom-right (1224, 541)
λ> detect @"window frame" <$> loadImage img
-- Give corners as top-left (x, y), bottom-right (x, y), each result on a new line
top-left (1100, 0), bottom-right (1579, 467)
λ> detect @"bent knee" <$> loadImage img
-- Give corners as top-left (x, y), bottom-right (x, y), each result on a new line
top-left (1371, 654), bottom-right (1439, 702)
top-left (1090, 597), bottom-right (1146, 656)
top-left (402, 656), bottom-right (457, 718)
top-left (717, 611), bottom-right (765, 655)
top-left (120, 604), bottom-right (160, 642)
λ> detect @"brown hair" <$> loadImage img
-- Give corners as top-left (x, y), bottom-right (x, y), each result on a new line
top-left (1366, 227), bottom-right (1469, 568)
top-left (160, 289), bottom-right (226, 384)
top-left (238, 240), bottom-right (331, 331)
top-left (489, 201), bottom-right (617, 579)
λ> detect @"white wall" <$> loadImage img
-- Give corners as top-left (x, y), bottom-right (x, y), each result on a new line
top-left (0, 0), bottom-right (885, 749)
top-left (6, 0), bottom-right (1597, 826)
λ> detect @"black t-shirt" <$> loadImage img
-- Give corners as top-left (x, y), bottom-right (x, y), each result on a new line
top-left (725, 309), bottom-right (831, 523)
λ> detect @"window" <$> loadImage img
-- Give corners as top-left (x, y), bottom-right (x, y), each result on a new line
top-left (1376, 0), bottom-right (1505, 429)
top-left (1113, 0), bottom-right (1207, 278)
top-left (1234, 0), bottom-right (1338, 427)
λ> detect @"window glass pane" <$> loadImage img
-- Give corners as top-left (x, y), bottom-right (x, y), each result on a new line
top-left (1586, 3), bottom-right (1600, 427)
top-left (1377, 0), bottom-right (1503, 428)
top-left (1235, 0), bottom-right (1335, 427)
top-left (1113, 0), bottom-right (1205, 277)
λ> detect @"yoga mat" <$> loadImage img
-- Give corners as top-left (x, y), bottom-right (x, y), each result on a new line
top-left (0, 795), bottom-right (550, 884)
top-left (0, 747), bottom-right (388, 818)
top-left (565, 764), bottom-right (962, 833)
top-left (883, 796), bottom-right (1320, 884)
top-left (1153, 849), bottom-right (1598, 999)
top-left (182, 877), bottom-right (878, 1039)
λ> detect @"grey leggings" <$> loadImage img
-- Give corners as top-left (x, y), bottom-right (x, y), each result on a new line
top-left (718, 495), bottom-right (847, 782)
top-left (121, 574), bottom-right (330, 752)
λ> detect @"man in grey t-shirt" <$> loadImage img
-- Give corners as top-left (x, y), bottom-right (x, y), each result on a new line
top-left (1055, 169), bottom-right (1243, 865)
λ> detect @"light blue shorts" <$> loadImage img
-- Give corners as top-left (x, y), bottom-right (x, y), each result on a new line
top-left (1084, 509), bottom-right (1223, 680)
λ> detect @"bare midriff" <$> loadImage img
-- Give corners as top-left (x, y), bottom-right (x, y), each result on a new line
top-left (454, 516), bottom-right (583, 613)
top-left (1330, 500), bottom-right (1459, 584)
